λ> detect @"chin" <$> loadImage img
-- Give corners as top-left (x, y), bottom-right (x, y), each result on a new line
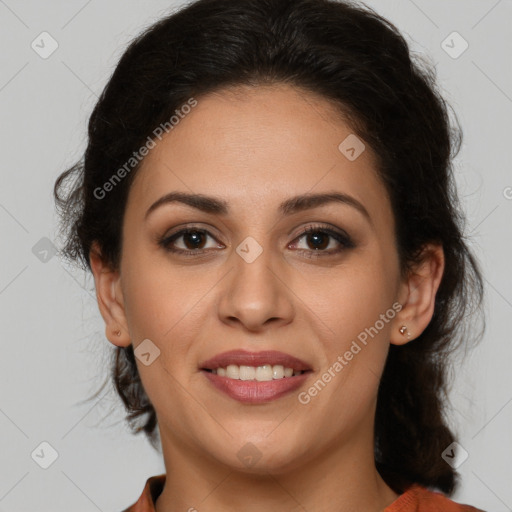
top-left (214, 435), bottom-right (310, 475)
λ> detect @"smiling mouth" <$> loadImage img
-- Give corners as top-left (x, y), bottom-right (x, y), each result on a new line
top-left (201, 366), bottom-right (312, 404)
top-left (199, 349), bottom-right (313, 403)
top-left (202, 364), bottom-right (311, 381)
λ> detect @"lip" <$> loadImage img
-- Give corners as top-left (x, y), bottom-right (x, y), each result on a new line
top-left (199, 349), bottom-right (312, 371)
top-left (202, 370), bottom-right (311, 404)
top-left (199, 349), bottom-right (313, 404)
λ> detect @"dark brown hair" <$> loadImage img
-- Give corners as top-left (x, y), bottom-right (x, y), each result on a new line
top-left (53, 0), bottom-right (485, 495)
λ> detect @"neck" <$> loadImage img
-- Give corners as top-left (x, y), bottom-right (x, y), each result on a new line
top-left (154, 423), bottom-right (399, 512)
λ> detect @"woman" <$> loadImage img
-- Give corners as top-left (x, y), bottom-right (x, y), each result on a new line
top-left (53, 0), bottom-right (486, 510)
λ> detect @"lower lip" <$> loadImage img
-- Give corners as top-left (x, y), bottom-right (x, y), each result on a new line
top-left (201, 370), bottom-right (311, 404)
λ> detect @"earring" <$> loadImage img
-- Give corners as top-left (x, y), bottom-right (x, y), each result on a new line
top-left (399, 325), bottom-right (411, 338)
top-left (114, 328), bottom-right (122, 337)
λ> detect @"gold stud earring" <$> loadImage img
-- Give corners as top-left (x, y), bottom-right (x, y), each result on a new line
top-left (399, 325), bottom-right (411, 338)
top-left (114, 328), bottom-right (121, 337)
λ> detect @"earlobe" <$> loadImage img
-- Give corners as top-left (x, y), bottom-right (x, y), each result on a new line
top-left (398, 324), bottom-right (412, 341)
top-left (390, 316), bottom-right (414, 347)
top-left (390, 243), bottom-right (445, 346)
top-left (89, 241), bottom-right (131, 348)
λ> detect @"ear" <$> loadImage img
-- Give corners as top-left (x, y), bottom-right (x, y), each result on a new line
top-left (390, 243), bottom-right (445, 346)
top-left (89, 241), bottom-right (131, 347)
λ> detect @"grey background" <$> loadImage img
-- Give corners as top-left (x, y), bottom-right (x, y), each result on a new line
top-left (0, 1), bottom-right (511, 511)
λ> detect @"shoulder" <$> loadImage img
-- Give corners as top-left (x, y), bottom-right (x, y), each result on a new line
top-left (121, 474), bottom-right (166, 512)
top-left (384, 484), bottom-right (486, 512)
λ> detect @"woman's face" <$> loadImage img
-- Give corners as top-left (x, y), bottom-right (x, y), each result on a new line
top-left (107, 83), bottom-right (410, 472)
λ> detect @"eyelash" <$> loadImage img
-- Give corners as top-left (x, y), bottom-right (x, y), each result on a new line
top-left (158, 224), bottom-right (355, 259)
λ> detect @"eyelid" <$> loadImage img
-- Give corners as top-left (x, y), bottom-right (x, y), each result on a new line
top-left (290, 222), bottom-right (352, 241)
top-left (158, 222), bottom-right (355, 256)
top-left (159, 226), bottom-right (224, 252)
top-left (289, 224), bottom-right (355, 252)
top-left (159, 223), bottom-right (224, 242)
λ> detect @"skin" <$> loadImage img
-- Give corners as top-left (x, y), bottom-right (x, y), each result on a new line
top-left (90, 83), bottom-right (444, 512)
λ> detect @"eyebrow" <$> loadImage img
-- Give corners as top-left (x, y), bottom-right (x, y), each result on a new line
top-left (145, 191), bottom-right (372, 224)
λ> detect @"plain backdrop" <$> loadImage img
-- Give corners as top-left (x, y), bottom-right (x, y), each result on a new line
top-left (0, 1), bottom-right (511, 511)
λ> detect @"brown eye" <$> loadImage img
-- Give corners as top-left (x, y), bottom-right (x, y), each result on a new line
top-left (159, 228), bottom-right (223, 256)
top-left (178, 230), bottom-right (208, 250)
top-left (303, 230), bottom-right (330, 250)
top-left (290, 225), bottom-right (355, 257)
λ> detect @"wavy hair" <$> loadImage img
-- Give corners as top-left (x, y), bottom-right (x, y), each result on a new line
top-left (53, 0), bottom-right (485, 494)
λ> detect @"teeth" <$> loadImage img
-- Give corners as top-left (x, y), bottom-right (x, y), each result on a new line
top-left (240, 365), bottom-right (256, 381)
top-left (210, 364), bottom-right (303, 381)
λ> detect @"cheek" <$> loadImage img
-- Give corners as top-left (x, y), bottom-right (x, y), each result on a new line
top-left (305, 284), bottom-right (393, 425)
top-left (307, 261), bottom-right (396, 342)
top-left (121, 245), bottom-right (178, 330)
top-left (120, 258), bottom-right (205, 408)
top-left (121, 252), bottom-right (215, 355)
top-left (122, 273), bottom-right (169, 341)
top-left (300, 261), bottom-right (396, 407)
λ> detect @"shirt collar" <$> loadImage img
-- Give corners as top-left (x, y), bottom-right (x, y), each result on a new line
top-left (123, 474), bottom-right (166, 512)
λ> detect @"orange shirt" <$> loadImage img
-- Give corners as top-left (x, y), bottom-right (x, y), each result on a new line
top-left (121, 474), bottom-right (486, 511)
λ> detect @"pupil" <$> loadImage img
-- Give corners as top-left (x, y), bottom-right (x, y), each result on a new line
top-left (309, 232), bottom-right (328, 250)
top-left (186, 231), bottom-right (204, 249)
top-left (182, 231), bottom-right (329, 251)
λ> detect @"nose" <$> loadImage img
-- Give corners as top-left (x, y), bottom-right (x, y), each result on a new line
top-left (217, 243), bottom-right (295, 332)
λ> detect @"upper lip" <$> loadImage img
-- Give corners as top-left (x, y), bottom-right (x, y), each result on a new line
top-left (199, 350), bottom-right (312, 371)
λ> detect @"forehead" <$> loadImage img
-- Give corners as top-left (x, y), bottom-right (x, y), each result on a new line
top-left (127, 83), bottom-right (392, 227)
